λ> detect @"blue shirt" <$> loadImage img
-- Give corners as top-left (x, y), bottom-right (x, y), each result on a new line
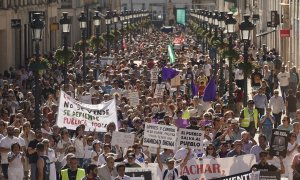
top-left (253, 94), bottom-right (268, 109)
top-left (260, 115), bottom-right (274, 128)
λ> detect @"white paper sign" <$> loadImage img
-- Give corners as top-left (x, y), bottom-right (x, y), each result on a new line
top-left (111, 131), bottom-right (135, 148)
top-left (129, 92), bottom-right (140, 107)
top-left (57, 91), bottom-right (118, 132)
top-left (143, 123), bottom-right (177, 150)
top-left (176, 129), bottom-right (205, 150)
top-left (154, 84), bottom-right (165, 97)
top-left (150, 68), bottom-right (159, 82)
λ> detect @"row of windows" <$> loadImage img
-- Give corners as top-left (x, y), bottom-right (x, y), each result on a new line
top-left (0, 0), bottom-right (57, 9)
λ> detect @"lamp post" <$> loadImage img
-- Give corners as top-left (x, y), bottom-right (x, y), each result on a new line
top-left (212, 10), bottom-right (219, 77)
top-left (59, 12), bottom-right (71, 84)
top-left (105, 11), bottom-right (112, 56)
top-left (93, 11), bottom-right (101, 64)
top-left (78, 12), bottom-right (88, 83)
top-left (120, 11), bottom-right (125, 51)
top-left (239, 15), bottom-right (255, 107)
top-left (204, 10), bottom-right (209, 53)
top-left (30, 13), bottom-right (44, 130)
top-left (225, 12), bottom-right (237, 110)
top-left (218, 12), bottom-right (226, 95)
top-left (113, 10), bottom-right (119, 53)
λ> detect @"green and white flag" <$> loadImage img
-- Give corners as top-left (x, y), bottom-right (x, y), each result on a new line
top-left (167, 44), bottom-right (176, 64)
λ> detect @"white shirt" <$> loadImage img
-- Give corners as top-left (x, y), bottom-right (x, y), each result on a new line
top-left (113, 175), bottom-right (131, 180)
top-left (277, 72), bottom-right (290, 87)
top-left (162, 166), bottom-right (180, 180)
top-left (74, 138), bottom-right (85, 158)
top-left (269, 95), bottom-right (285, 114)
top-left (0, 136), bottom-right (21, 164)
top-left (8, 152), bottom-right (24, 168)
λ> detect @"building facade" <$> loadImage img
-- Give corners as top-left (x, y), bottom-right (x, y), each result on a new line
top-left (0, 0), bottom-right (59, 73)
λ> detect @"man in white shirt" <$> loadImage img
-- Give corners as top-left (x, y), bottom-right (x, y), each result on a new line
top-left (114, 163), bottom-right (130, 180)
top-left (157, 146), bottom-right (191, 180)
top-left (277, 67), bottom-right (290, 101)
top-left (203, 61), bottom-right (212, 79)
top-left (0, 126), bottom-right (22, 179)
top-left (269, 90), bottom-right (285, 128)
top-left (234, 68), bottom-right (244, 90)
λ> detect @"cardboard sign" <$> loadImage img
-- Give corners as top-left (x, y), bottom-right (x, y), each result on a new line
top-left (80, 95), bottom-right (92, 104)
top-left (143, 123), bottom-right (177, 150)
top-left (57, 91), bottom-right (118, 132)
top-left (177, 129), bottom-right (205, 150)
top-left (111, 131), bottom-right (135, 148)
top-left (129, 92), bottom-right (140, 107)
top-left (125, 163), bottom-right (160, 180)
top-left (154, 84), bottom-right (165, 97)
top-left (170, 74), bottom-right (181, 87)
top-left (270, 129), bottom-right (289, 157)
top-left (180, 154), bottom-right (256, 180)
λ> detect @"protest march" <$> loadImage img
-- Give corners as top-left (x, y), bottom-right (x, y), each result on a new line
top-left (0, 19), bottom-right (300, 180)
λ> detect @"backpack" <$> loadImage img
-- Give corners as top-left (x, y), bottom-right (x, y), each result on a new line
top-left (163, 168), bottom-right (179, 180)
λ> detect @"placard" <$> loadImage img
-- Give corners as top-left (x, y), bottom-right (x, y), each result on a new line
top-left (270, 129), bottom-right (288, 157)
top-left (80, 95), bottom-right (92, 104)
top-left (125, 163), bottom-right (160, 180)
top-left (176, 129), bottom-right (205, 150)
top-left (214, 171), bottom-right (260, 180)
top-left (57, 91), bottom-right (118, 132)
top-left (154, 84), bottom-right (165, 97)
top-left (125, 171), bottom-right (151, 180)
top-left (111, 131), bottom-right (135, 148)
top-left (129, 92), bottom-right (140, 107)
top-left (150, 68), bottom-right (159, 83)
top-left (170, 74), bottom-right (181, 87)
top-left (143, 123), bottom-right (177, 150)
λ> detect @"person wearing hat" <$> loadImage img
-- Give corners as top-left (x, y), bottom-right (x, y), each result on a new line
top-left (239, 100), bottom-right (259, 138)
top-left (124, 153), bottom-right (141, 168)
top-left (157, 145), bottom-right (191, 180)
top-left (251, 150), bottom-right (285, 174)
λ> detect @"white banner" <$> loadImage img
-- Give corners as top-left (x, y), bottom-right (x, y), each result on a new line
top-left (177, 129), bottom-right (205, 150)
top-left (125, 163), bottom-right (161, 180)
top-left (129, 91), bottom-right (140, 107)
top-left (179, 154), bottom-right (256, 180)
top-left (143, 123), bottom-right (177, 150)
top-left (57, 91), bottom-right (118, 132)
top-left (111, 131), bottom-right (135, 148)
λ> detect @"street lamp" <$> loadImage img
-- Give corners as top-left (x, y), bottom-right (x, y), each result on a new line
top-left (30, 13), bottom-right (44, 130)
top-left (239, 15), bottom-right (255, 106)
top-left (120, 11), bottom-right (125, 51)
top-left (59, 12), bottom-right (71, 84)
top-left (78, 11), bottom-right (88, 83)
top-left (225, 12), bottom-right (237, 110)
top-left (93, 11), bottom-right (101, 65)
top-left (113, 10), bottom-right (119, 53)
top-left (212, 10), bottom-right (219, 77)
top-left (218, 11), bottom-right (226, 95)
top-left (105, 11), bottom-right (112, 56)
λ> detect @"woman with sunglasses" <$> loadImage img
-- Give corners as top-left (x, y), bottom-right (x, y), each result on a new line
top-left (201, 143), bottom-right (219, 159)
top-left (277, 116), bottom-right (293, 132)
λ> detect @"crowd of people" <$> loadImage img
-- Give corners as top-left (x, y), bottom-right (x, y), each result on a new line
top-left (0, 25), bottom-right (300, 180)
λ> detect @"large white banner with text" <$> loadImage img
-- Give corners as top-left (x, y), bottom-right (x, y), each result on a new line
top-left (57, 91), bottom-right (118, 132)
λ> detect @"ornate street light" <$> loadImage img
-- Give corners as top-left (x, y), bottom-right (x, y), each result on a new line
top-left (113, 10), bottom-right (119, 53)
top-left (78, 11), bottom-right (88, 83)
top-left (105, 11), bottom-right (112, 56)
top-left (225, 12), bottom-right (237, 110)
top-left (59, 12), bottom-right (71, 84)
top-left (30, 13), bottom-right (44, 130)
top-left (93, 11), bottom-right (101, 65)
